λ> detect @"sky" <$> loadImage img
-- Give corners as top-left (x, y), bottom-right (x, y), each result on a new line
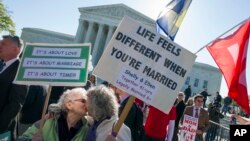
top-left (2, 0), bottom-right (250, 98)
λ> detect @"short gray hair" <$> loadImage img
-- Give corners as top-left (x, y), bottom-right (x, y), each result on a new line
top-left (57, 87), bottom-right (87, 111)
top-left (87, 85), bottom-right (119, 121)
top-left (178, 92), bottom-right (185, 96)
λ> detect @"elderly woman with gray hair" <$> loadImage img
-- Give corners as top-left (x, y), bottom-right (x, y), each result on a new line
top-left (18, 87), bottom-right (89, 141)
top-left (85, 85), bottom-right (131, 141)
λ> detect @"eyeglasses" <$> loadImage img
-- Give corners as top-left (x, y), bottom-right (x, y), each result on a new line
top-left (73, 99), bottom-right (86, 103)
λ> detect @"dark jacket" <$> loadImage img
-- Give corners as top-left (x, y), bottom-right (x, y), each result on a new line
top-left (208, 104), bottom-right (224, 123)
top-left (49, 86), bottom-right (65, 104)
top-left (184, 87), bottom-right (191, 97)
top-left (119, 96), bottom-right (144, 141)
top-left (200, 90), bottom-right (211, 99)
top-left (224, 96), bottom-right (232, 105)
top-left (0, 60), bottom-right (28, 138)
top-left (175, 100), bottom-right (186, 127)
top-left (19, 85), bottom-right (47, 124)
top-left (214, 94), bottom-right (222, 103)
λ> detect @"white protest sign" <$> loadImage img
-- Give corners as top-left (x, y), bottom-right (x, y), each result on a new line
top-left (15, 43), bottom-right (91, 86)
top-left (93, 16), bottom-right (196, 113)
top-left (180, 114), bottom-right (198, 141)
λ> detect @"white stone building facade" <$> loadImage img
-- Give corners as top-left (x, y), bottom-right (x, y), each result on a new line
top-left (73, 4), bottom-right (155, 66)
top-left (181, 62), bottom-right (222, 98)
top-left (20, 4), bottom-right (222, 96)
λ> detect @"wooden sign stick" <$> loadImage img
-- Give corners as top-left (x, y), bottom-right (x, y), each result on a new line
top-left (39, 85), bottom-right (52, 131)
top-left (112, 96), bottom-right (135, 137)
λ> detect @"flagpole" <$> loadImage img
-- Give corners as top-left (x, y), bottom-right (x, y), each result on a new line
top-left (194, 17), bottom-right (250, 55)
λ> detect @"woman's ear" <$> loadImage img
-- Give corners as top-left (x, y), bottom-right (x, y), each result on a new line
top-left (65, 102), bottom-right (72, 111)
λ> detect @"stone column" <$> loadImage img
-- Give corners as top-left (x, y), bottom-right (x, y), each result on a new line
top-left (84, 21), bottom-right (94, 43)
top-left (74, 20), bottom-right (85, 43)
top-left (104, 25), bottom-right (115, 47)
top-left (92, 23), bottom-right (104, 65)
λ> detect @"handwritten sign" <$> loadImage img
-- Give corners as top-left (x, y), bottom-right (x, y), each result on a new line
top-left (180, 114), bottom-right (198, 141)
top-left (93, 16), bottom-right (196, 113)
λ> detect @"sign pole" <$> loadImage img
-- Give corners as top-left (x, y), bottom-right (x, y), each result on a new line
top-left (39, 85), bottom-right (52, 131)
top-left (112, 96), bottom-right (135, 137)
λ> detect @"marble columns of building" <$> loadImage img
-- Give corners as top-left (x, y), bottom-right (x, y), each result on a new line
top-left (105, 25), bottom-right (115, 47)
top-left (74, 19), bottom-right (116, 66)
top-left (92, 23), bottom-right (104, 65)
top-left (84, 21), bottom-right (94, 43)
top-left (94, 25), bottom-right (115, 66)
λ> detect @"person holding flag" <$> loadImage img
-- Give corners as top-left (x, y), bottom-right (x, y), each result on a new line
top-left (231, 114), bottom-right (250, 125)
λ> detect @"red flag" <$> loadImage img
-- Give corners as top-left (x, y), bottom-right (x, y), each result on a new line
top-left (144, 106), bottom-right (176, 139)
top-left (207, 19), bottom-right (250, 114)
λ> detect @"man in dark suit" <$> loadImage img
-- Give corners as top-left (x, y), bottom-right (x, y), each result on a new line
top-left (0, 35), bottom-right (28, 140)
top-left (182, 94), bottom-right (210, 141)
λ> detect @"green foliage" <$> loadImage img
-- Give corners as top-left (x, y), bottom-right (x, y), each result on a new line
top-left (0, 1), bottom-right (15, 35)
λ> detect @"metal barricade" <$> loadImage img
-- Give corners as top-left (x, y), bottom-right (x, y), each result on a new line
top-left (205, 120), bottom-right (230, 141)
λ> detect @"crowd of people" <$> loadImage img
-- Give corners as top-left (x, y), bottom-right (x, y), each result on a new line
top-left (1, 35), bottom-right (250, 141)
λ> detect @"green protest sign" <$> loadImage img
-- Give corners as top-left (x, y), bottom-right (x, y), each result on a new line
top-left (14, 43), bottom-right (91, 86)
top-left (0, 131), bottom-right (10, 141)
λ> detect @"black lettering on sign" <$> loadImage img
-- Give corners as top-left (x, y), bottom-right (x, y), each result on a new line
top-left (157, 37), bottom-right (181, 56)
top-left (110, 47), bottom-right (142, 70)
top-left (164, 58), bottom-right (187, 77)
top-left (142, 65), bottom-right (177, 90)
top-left (136, 26), bottom-right (156, 42)
top-left (115, 32), bottom-right (162, 62)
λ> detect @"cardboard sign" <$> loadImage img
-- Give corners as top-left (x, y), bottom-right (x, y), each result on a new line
top-left (93, 16), bottom-right (196, 113)
top-left (180, 114), bottom-right (198, 141)
top-left (15, 43), bottom-right (91, 86)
